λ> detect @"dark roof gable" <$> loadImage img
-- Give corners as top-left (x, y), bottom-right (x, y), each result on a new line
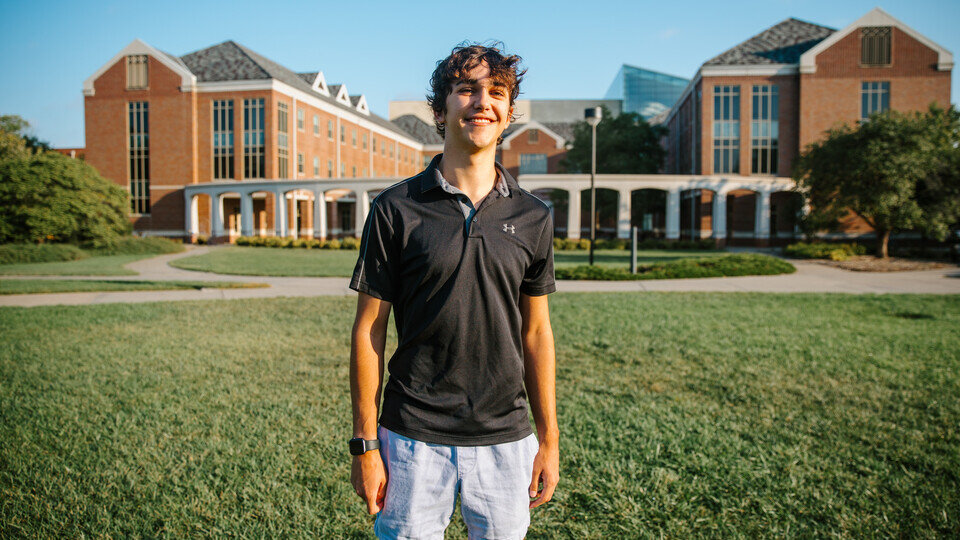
top-left (704, 18), bottom-right (835, 66)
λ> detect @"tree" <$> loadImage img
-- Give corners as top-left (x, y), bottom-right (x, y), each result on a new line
top-left (0, 114), bottom-right (30, 161)
top-left (0, 151), bottom-right (131, 246)
top-left (561, 106), bottom-right (666, 174)
top-left (793, 105), bottom-right (960, 258)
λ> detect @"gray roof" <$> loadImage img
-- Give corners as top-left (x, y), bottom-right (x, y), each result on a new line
top-left (178, 41), bottom-right (413, 140)
top-left (391, 114), bottom-right (443, 144)
top-left (704, 18), bottom-right (835, 66)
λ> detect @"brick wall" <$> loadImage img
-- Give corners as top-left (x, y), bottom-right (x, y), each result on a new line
top-left (500, 126), bottom-right (567, 176)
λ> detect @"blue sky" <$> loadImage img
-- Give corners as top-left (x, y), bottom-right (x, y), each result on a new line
top-left (0, 0), bottom-right (956, 147)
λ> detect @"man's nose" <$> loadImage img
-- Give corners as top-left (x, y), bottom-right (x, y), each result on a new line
top-left (473, 89), bottom-right (491, 110)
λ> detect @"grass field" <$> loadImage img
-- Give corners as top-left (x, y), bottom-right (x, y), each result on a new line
top-left (170, 247), bottom-right (727, 277)
top-left (1, 293), bottom-right (958, 537)
top-left (0, 280), bottom-right (268, 295)
top-left (0, 254), bottom-right (151, 276)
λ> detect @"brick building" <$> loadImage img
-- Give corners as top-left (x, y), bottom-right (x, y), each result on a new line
top-left (664, 7), bottom-right (952, 243)
top-left (84, 39), bottom-right (426, 239)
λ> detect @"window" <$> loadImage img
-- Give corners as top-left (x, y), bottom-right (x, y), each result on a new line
top-left (362, 133), bottom-right (367, 151)
top-left (861, 26), bottom-right (891, 66)
top-left (243, 98), bottom-right (265, 178)
top-left (528, 129), bottom-right (539, 144)
top-left (212, 99), bottom-right (234, 180)
top-left (751, 85), bottom-right (779, 175)
top-left (298, 153), bottom-right (304, 174)
top-left (712, 85), bottom-right (740, 174)
top-left (381, 140), bottom-right (386, 156)
top-left (126, 55), bottom-right (148, 90)
top-left (389, 144), bottom-right (393, 158)
top-left (313, 115), bottom-right (319, 135)
top-left (328, 120), bottom-right (334, 139)
top-left (519, 153), bottom-right (548, 174)
top-left (297, 108), bottom-right (304, 131)
top-left (340, 162), bottom-right (345, 177)
top-left (861, 82), bottom-right (890, 119)
top-left (278, 102), bottom-right (289, 178)
top-left (352, 166), bottom-right (357, 177)
top-left (352, 129), bottom-right (357, 147)
top-left (340, 125), bottom-right (345, 143)
top-left (362, 168), bottom-right (368, 177)
top-left (313, 156), bottom-right (319, 176)
top-left (328, 159), bottom-right (334, 178)
top-left (128, 101), bottom-right (150, 214)
top-left (372, 136), bottom-right (377, 153)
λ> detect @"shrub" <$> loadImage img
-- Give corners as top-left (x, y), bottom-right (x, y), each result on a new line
top-left (552, 237), bottom-right (719, 251)
top-left (322, 239), bottom-right (341, 250)
top-left (340, 237), bottom-right (361, 250)
top-left (196, 235), bottom-right (209, 245)
top-left (0, 152), bottom-right (130, 246)
top-left (263, 237), bottom-right (284, 248)
top-left (785, 242), bottom-right (866, 260)
top-left (0, 243), bottom-right (88, 265)
top-left (86, 236), bottom-right (184, 256)
top-left (555, 254), bottom-right (795, 280)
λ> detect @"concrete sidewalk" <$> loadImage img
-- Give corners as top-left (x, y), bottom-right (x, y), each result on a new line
top-left (1, 247), bottom-right (958, 307)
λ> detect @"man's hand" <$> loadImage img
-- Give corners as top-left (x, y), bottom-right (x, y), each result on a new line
top-left (351, 451), bottom-right (387, 514)
top-left (528, 439), bottom-right (559, 509)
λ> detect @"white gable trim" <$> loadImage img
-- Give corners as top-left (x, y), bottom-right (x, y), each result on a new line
top-left (700, 64), bottom-right (797, 77)
top-left (500, 120), bottom-right (565, 150)
top-left (312, 71), bottom-right (329, 96)
top-left (335, 85), bottom-right (352, 106)
top-left (799, 7), bottom-right (953, 74)
top-left (355, 95), bottom-right (370, 116)
top-left (83, 39), bottom-right (197, 96)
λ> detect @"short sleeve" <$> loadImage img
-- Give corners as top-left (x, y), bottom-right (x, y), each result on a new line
top-left (349, 200), bottom-right (398, 302)
top-left (520, 213), bottom-right (556, 296)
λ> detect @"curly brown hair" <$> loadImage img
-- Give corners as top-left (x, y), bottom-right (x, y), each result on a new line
top-left (426, 41), bottom-right (526, 144)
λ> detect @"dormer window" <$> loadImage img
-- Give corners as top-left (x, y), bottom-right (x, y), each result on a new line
top-left (861, 26), bottom-right (891, 66)
top-left (528, 129), bottom-right (539, 144)
top-left (126, 55), bottom-right (148, 90)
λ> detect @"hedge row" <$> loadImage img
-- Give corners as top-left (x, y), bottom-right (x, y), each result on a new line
top-left (552, 238), bottom-right (718, 251)
top-left (0, 237), bottom-right (184, 265)
top-left (784, 242), bottom-right (867, 261)
top-left (234, 236), bottom-right (361, 250)
top-left (555, 254), bottom-right (796, 280)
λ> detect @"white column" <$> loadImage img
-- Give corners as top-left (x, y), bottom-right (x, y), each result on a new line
top-left (666, 188), bottom-right (681, 240)
top-left (240, 192), bottom-right (254, 237)
top-left (185, 193), bottom-right (199, 236)
top-left (567, 189), bottom-right (581, 239)
top-left (212, 193), bottom-right (225, 239)
top-left (274, 190), bottom-right (287, 237)
top-left (712, 190), bottom-right (726, 240)
top-left (314, 190), bottom-right (327, 240)
top-left (755, 190), bottom-right (771, 240)
top-left (289, 193), bottom-right (299, 238)
top-left (354, 189), bottom-right (370, 237)
top-left (616, 189), bottom-right (632, 239)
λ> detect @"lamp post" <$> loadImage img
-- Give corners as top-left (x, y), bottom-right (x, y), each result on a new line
top-left (584, 106), bottom-right (602, 266)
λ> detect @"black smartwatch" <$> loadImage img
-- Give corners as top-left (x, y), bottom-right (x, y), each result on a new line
top-left (349, 437), bottom-right (381, 456)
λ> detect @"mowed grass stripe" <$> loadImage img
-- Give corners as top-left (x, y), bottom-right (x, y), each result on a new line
top-left (1, 294), bottom-right (958, 537)
top-left (0, 280), bottom-right (269, 295)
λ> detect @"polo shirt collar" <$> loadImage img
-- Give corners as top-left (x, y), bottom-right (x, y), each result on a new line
top-left (421, 153), bottom-right (518, 198)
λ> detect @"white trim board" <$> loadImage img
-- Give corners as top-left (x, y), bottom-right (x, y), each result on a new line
top-left (799, 7), bottom-right (953, 73)
top-left (83, 39), bottom-right (196, 97)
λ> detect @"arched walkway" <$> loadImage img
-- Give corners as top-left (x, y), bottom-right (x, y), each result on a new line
top-left (631, 189), bottom-right (666, 239)
top-left (770, 191), bottom-right (803, 246)
top-left (580, 188), bottom-right (619, 239)
top-left (726, 189), bottom-right (758, 246)
top-left (679, 189), bottom-right (717, 241)
top-left (532, 188), bottom-right (569, 238)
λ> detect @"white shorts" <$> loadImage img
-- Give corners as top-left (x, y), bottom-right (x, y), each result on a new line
top-left (374, 425), bottom-right (539, 540)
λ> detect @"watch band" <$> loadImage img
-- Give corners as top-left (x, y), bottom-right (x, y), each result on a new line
top-left (349, 437), bottom-right (381, 456)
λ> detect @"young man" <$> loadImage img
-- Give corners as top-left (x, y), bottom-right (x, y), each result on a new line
top-left (348, 43), bottom-right (558, 539)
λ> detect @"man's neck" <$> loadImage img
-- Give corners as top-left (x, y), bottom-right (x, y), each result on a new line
top-left (439, 144), bottom-right (498, 205)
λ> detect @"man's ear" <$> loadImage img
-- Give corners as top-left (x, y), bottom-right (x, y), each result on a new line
top-left (434, 108), bottom-right (445, 126)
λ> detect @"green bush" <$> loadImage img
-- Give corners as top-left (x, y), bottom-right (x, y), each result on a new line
top-left (785, 242), bottom-right (866, 260)
top-left (340, 237), bottom-right (360, 250)
top-left (196, 235), bottom-right (209, 245)
top-left (0, 152), bottom-right (130, 246)
top-left (86, 236), bottom-right (184, 256)
top-left (322, 239), bottom-right (341, 250)
top-left (0, 243), bottom-right (88, 265)
top-left (232, 236), bottom-right (360, 249)
top-left (552, 237), bottom-right (718, 250)
top-left (555, 254), bottom-right (795, 280)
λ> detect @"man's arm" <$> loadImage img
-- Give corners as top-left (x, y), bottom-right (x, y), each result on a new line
top-left (350, 291), bottom-right (392, 515)
top-left (520, 292), bottom-right (559, 509)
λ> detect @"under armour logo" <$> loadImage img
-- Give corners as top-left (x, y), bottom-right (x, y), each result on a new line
top-left (502, 224), bottom-right (516, 234)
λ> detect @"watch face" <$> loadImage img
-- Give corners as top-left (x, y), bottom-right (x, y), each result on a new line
top-left (349, 438), bottom-right (365, 455)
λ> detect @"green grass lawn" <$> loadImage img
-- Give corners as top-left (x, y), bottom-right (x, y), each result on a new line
top-left (1, 294), bottom-right (958, 537)
top-left (0, 254), bottom-right (152, 276)
top-left (170, 247), bottom-right (728, 277)
top-left (0, 280), bottom-right (268, 295)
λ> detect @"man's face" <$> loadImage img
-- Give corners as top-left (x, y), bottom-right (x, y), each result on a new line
top-left (438, 62), bottom-right (513, 152)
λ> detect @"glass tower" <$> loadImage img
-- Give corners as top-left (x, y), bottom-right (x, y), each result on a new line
top-left (605, 65), bottom-right (689, 120)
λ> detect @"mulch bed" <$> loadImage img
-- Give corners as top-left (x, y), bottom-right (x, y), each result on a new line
top-left (813, 255), bottom-right (956, 272)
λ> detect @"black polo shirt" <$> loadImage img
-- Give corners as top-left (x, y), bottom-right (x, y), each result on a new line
top-left (349, 154), bottom-right (555, 446)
